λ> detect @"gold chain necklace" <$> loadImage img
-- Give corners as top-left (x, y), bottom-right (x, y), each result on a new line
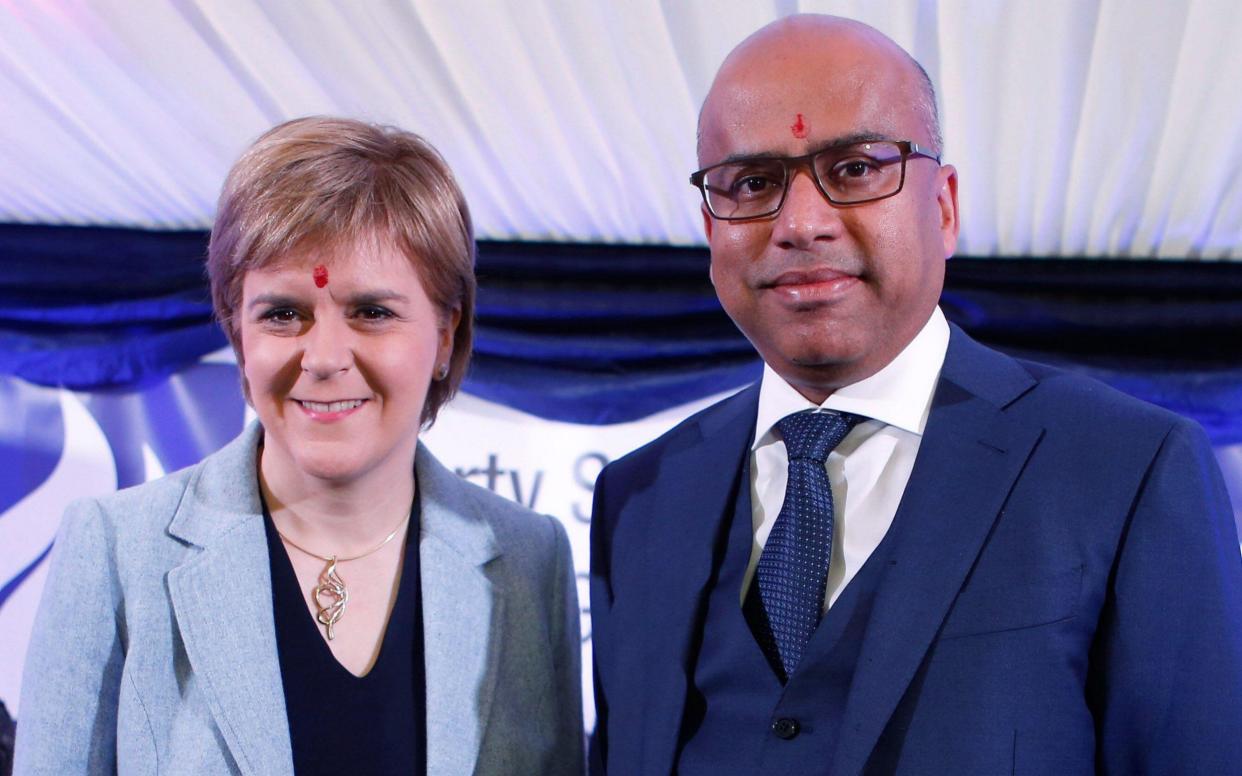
top-left (275, 509), bottom-right (411, 641)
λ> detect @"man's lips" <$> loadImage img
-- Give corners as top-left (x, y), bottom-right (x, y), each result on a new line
top-left (763, 267), bottom-right (857, 287)
top-left (761, 267), bottom-right (860, 302)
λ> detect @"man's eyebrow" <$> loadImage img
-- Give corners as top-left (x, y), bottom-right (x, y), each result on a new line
top-left (808, 131), bottom-right (899, 154)
top-left (713, 131), bottom-right (899, 166)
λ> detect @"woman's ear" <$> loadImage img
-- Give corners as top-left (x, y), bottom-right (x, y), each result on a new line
top-left (437, 305), bottom-right (461, 371)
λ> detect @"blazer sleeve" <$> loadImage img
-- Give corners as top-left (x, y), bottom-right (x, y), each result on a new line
top-left (587, 466), bottom-right (611, 776)
top-left (1089, 418), bottom-right (1242, 774)
top-left (548, 513), bottom-right (586, 775)
top-left (14, 498), bottom-right (127, 775)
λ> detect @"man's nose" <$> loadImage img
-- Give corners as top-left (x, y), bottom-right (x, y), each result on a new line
top-left (300, 317), bottom-right (353, 378)
top-left (770, 168), bottom-right (844, 249)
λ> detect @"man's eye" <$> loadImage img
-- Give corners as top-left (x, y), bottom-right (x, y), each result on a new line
top-left (732, 175), bottom-right (779, 198)
top-left (833, 158), bottom-right (881, 179)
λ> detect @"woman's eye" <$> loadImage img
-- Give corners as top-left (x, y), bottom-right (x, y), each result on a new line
top-left (355, 306), bottom-right (395, 321)
top-left (261, 308), bottom-right (299, 324)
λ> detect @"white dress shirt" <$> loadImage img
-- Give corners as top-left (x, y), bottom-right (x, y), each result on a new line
top-left (743, 307), bottom-right (950, 611)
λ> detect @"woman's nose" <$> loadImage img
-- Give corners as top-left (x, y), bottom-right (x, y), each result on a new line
top-left (300, 318), bottom-right (353, 378)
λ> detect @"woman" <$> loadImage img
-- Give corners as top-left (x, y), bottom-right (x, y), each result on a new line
top-left (15, 117), bottom-right (583, 774)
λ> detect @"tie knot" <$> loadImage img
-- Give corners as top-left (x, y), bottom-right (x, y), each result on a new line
top-left (777, 410), bottom-right (857, 462)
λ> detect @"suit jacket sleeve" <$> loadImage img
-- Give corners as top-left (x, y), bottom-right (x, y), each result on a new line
top-left (15, 498), bottom-right (126, 775)
top-left (587, 465), bottom-right (611, 775)
top-left (1089, 417), bottom-right (1242, 773)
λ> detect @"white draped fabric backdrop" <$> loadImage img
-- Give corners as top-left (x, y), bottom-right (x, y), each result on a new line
top-left (0, 0), bottom-right (1239, 256)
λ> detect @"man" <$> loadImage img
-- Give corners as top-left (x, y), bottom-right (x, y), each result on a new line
top-left (589, 14), bottom-right (1242, 775)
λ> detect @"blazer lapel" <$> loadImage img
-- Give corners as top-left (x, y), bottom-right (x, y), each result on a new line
top-left (166, 424), bottom-right (294, 776)
top-left (416, 444), bottom-right (502, 776)
top-left (625, 386), bottom-right (759, 775)
top-left (831, 329), bottom-right (1044, 776)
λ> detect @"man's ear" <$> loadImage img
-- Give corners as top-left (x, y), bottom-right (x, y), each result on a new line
top-left (702, 204), bottom-right (716, 287)
top-left (936, 164), bottom-right (960, 259)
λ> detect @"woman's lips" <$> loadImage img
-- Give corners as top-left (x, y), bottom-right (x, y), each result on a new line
top-left (295, 398), bottom-right (368, 421)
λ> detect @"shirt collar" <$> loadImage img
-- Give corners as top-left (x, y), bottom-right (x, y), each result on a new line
top-left (753, 306), bottom-right (950, 449)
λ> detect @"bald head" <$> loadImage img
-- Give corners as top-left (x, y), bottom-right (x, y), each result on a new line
top-left (697, 15), bottom-right (942, 163)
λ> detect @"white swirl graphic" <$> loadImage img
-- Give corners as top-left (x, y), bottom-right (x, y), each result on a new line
top-left (0, 388), bottom-right (117, 714)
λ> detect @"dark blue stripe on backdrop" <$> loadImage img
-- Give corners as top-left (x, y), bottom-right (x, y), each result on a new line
top-left (2, 223), bottom-right (1241, 440)
top-left (0, 542), bottom-right (51, 611)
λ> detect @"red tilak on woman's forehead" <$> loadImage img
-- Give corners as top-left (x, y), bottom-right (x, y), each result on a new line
top-left (312, 265), bottom-right (329, 288)
top-left (790, 113), bottom-right (809, 139)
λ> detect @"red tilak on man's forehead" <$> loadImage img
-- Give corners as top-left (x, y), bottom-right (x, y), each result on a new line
top-left (312, 265), bottom-right (329, 288)
top-left (790, 113), bottom-right (809, 139)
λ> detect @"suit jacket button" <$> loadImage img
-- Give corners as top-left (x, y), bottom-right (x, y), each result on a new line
top-left (772, 717), bottom-right (800, 740)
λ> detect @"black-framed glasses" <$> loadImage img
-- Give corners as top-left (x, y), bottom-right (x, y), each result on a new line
top-left (689, 140), bottom-right (940, 221)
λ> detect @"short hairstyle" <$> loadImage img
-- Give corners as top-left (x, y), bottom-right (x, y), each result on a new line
top-left (908, 56), bottom-right (943, 154)
top-left (207, 116), bottom-right (475, 425)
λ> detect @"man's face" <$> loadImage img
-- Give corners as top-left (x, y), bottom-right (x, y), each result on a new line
top-left (698, 29), bottom-right (959, 400)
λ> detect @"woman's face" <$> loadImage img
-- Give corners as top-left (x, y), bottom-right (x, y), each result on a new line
top-left (239, 238), bottom-right (455, 486)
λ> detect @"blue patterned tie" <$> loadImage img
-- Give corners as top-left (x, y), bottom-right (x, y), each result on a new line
top-left (754, 409), bottom-right (858, 681)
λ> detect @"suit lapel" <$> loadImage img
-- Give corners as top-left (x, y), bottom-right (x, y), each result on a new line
top-left (416, 444), bottom-right (502, 776)
top-left (626, 386), bottom-right (759, 775)
top-left (831, 328), bottom-right (1044, 776)
top-left (166, 425), bottom-right (294, 776)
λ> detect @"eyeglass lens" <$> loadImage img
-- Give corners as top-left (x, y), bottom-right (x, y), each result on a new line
top-left (702, 141), bottom-right (907, 219)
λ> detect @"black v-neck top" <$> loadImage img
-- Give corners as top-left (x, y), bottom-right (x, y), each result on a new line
top-left (262, 494), bottom-right (426, 776)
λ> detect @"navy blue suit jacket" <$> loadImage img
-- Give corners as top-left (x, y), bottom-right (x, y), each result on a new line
top-left (590, 326), bottom-right (1242, 775)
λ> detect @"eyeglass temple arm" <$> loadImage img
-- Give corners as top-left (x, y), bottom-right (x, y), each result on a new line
top-left (906, 141), bottom-right (940, 163)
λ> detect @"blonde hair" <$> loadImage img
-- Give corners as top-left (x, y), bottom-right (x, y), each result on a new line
top-left (207, 116), bottom-right (475, 424)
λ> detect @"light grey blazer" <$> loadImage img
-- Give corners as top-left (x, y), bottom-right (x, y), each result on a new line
top-left (15, 423), bottom-right (584, 775)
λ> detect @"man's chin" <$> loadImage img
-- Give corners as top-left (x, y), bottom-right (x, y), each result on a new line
top-left (773, 337), bottom-right (867, 373)
top-left (767, 340), bottom-right (890, 389)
